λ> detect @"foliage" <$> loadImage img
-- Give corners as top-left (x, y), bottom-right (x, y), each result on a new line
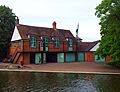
top-left (95, 0), bottom-right (120, 65)
top-left (108, 60), bottom-right (120, 67)
top-left (0, 5), bottom-right (16, 60)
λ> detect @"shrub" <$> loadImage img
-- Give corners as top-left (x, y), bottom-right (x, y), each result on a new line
top-left (108, 60), bottom-right (120, 67)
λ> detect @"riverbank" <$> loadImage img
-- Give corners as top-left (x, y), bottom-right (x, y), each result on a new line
top-left (0, 62), bottom-right (120, 74)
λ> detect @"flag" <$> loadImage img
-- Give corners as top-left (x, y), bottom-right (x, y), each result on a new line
top-left (76, 23), bottom-right (79, 37)
top-left (77, 23), bottom-right (79, 29)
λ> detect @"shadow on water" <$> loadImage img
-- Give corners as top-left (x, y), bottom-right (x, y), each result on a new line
top-left (0, 72), bottom-right (120, 92)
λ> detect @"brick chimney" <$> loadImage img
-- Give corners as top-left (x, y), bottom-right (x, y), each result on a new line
top-left (52, 21), bottom-right (56, 30)
top-left (15, 16), bottom-right (19, 25)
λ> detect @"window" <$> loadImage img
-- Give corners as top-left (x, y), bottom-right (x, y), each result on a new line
top-left (68, 38), bottom-right (72, 47)
top-left (41, 37), bottom-right (48, 47)
top-left (30, 36), bottom-right (36, 48)
top-left (54, 38), bottom-right (59, 48)
top-left (18, 40), bottom-right (21, 48)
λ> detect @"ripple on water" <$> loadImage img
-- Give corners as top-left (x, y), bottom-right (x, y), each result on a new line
top-left (0, 72), bottom-right (120, 92)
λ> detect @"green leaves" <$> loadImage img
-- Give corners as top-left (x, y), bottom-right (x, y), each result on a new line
top-left (95, 0), bottom-right (120, 65)
top-left (0, 5), bottom-right (16, 59)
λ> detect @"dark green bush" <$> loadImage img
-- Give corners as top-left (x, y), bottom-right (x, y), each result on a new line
top-left (108, 60), bottom-right (120, 67)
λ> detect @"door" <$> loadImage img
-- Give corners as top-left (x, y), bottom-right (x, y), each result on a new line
top-left (35, 53), bottom-right (41, 64)
top-left (66, 53), bottom-right (75, 62)
top-left (85, 52), bottom-right (94, 62)
top-left (57, 53), bottom-right (64, 63)
top-left (94, 54), bottom-right (105, 62)
top-left (46, 53), bottom-right (57, 63)
top-left (78, 53), bottom-right (84, 62)
top-left (30, 53), bottom-right (35, 64)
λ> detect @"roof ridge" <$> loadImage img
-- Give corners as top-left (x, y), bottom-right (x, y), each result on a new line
top-left (15, 23), bottom-right (75, 41)
top-left (87, 41), bottom-right (99, 51)
top-left (18, 24), bottom-right (69, 31)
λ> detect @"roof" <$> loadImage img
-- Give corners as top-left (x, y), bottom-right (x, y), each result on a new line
top-left (78, 41), bottom-right (99, 51)
top-left (76, 37), bottom-right (82, 42)
top-left (16, 24), bottom-right (75, 41)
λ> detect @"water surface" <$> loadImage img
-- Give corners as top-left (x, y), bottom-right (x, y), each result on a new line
top-left (0, 72), bottom-right (120, 92)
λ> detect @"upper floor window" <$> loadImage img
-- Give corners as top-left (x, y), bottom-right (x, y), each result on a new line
top-left (68, 38), bottom-right (73, 47)
top-left (30, 36), bottom-right (36, 48)
top-left (54, 38), bottom-right (59, 48)
top-left (41, 37), bottom-right (49, 47)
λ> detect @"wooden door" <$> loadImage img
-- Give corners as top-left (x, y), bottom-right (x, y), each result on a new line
top-left (78, 53), bottom-right (84, 62)
top-left (57, 53), bottom-right (64, 63)
top-left (35, 53), bottom-right (41, 64)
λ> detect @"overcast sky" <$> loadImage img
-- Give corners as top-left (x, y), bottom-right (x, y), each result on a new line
top-left (0, 0), bottom-right (102, 42)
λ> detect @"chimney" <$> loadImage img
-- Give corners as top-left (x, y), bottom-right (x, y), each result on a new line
top-left (52, 21), bottom-right (56, 30)
top-left (15, 16), bottom-right (19, 25)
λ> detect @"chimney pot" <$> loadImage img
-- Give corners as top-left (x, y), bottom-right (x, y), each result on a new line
top-left (52, 21), bottom-right (56, 30)
top-left (16, 17), bottom-right (19, 25)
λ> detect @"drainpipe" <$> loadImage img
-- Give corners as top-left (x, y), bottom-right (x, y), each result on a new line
top-left (23, 40), bottom-right (24, 64)
top-left (76, 39), bottom-right (78, 62)
top-left (42, 39), bottom-right (46, 64)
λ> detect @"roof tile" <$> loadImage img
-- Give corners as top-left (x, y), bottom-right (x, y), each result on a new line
top-left (17, 24), bottom-right (76, 41)
top-left (78, 41), bottom-right (99, 51)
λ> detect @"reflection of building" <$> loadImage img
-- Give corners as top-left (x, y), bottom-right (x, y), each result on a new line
top-left (9, 18), bottom-right (110, 64)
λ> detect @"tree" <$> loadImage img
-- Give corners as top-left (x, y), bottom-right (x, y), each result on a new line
top-left (0, 5), bottom-right (16, 61)
top-left (95, 0), bottom-right (120, 65)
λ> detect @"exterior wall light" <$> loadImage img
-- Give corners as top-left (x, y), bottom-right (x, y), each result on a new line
top-left (41, 37), bottom-right (43, 40)
top-left (52, 37), bottom-right (54, 40)
top-left (28, 34), bottom-right (30, 38)
top-left (66, 38), bottom-right (68, 41)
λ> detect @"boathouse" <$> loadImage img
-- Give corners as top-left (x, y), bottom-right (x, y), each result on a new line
top-left (9, 18), bottom-right (110, 64)
top-left (9, 18), bottom-right (77, 64)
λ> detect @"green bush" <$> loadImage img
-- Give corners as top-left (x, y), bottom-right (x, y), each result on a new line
top-left (108, 60), bottom-right (120, 67)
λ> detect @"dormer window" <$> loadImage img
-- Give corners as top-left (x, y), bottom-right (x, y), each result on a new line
top-left (30, 35), bottom-right (36, 48)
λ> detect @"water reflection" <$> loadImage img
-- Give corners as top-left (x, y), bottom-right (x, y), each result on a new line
top-left (0, 72), bottom-right (119, 92)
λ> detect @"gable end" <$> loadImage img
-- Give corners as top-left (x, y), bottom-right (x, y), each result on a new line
top-left (11, 26), bottom-right (21, 41)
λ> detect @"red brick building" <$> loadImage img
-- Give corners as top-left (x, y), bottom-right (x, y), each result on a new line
top-left (9, 18), bottom-right (77, 64)
top-left (78, 41), bottom-right (110, 62)
top-left (9, 18), bottom-right (110, 64)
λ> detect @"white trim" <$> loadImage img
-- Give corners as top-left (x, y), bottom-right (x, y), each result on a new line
top-left (11, 26), bottom-right (21, 41)
top-left (90, 42), bottom-right (100, 51)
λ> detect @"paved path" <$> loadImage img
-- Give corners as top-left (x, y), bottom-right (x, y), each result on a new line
top-left (0, 62), bottom-right (120, 74)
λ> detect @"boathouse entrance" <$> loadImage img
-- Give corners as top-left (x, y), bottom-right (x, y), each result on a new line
top-left (30, 53), bottom-right (35, 64)
top-left (46, 53), bottom-right (57, 63)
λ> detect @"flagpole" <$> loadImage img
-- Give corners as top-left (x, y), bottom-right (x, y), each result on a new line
top-left (76, 23), bottom-right (79, 38)
top-left (76, 23), bottom-right (79, 62)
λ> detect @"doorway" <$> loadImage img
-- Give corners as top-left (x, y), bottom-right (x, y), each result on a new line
top-left (46, 53), bottom-right (57, 63)
top-left (30, 53), bottom-right (35, 64)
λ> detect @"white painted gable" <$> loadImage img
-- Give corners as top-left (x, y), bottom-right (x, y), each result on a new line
top-left (11, 26), bottom-right (21, 41)
top-left (90, 42), bottom-right (100, 51)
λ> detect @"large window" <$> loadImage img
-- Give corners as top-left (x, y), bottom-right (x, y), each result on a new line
top-left (30, 36), bottom-right (36, 48)
top-left (68, 38), bottom-right (73, 47)
top-left (41, 37), bottom-right (49, 47)
top-left (54, 38), bottom-right (59, 48)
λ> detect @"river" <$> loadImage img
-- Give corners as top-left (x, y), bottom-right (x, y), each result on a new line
top-left (0, 72), bottom-right (120, 92)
